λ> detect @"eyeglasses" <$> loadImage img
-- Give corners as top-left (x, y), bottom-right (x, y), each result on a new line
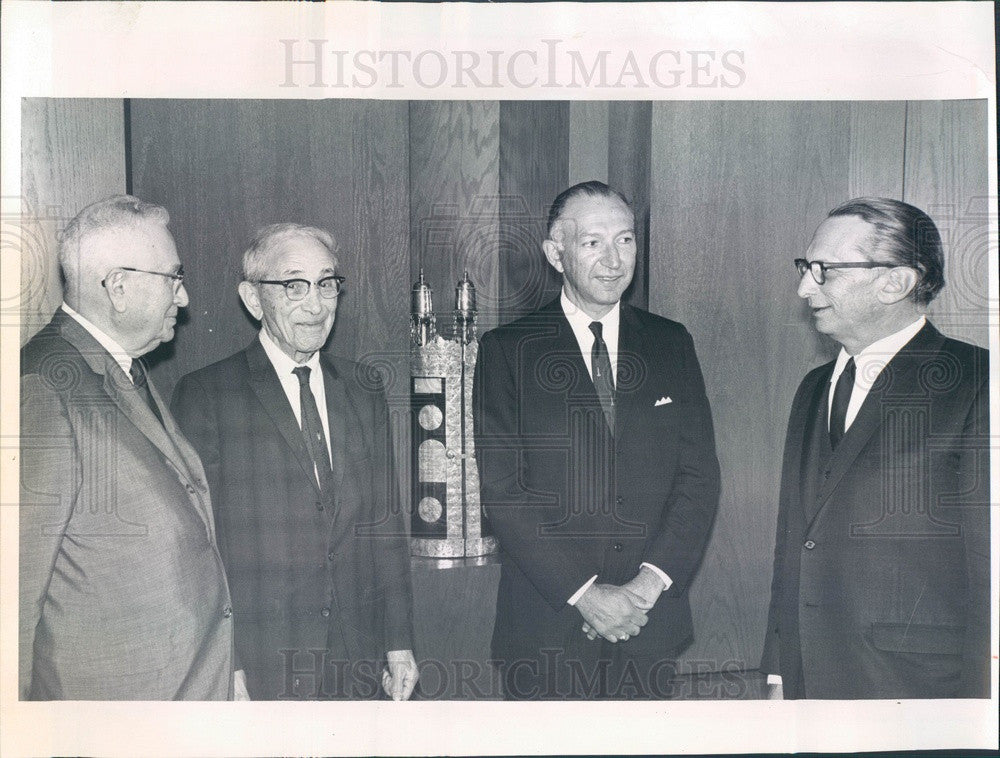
top-left (794, 258), bottom-right (897, 285)
top-left (102, 265), bottom-right (185, 293)
top-left (253, 275), bottom-right (345, 301)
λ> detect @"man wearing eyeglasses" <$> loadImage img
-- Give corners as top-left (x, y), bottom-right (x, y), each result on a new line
top-left (761, 197), bottom-right (990, 699)
top-left (171, 223), bottom-right (417, 700)
top-left (19, 195), bottom-right (238, 699)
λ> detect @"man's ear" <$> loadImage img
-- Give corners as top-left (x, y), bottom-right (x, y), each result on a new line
top-left (237, 281), bottom-right (264, 320)
top-left (103, 270), bottom-right (129, 313)
top-left (542, 239), bottom-right (565, 273)
top-left (877, 266), bottom-right (919, 305)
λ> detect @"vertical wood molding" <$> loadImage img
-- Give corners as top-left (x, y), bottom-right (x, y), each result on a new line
top-left (19, 99), bottom-right (126, 343)
top-left (903, 100), bottom-right (990, 348)
top-left (408, 102), bottom-right (501, 333)
top-left (650, 101), bottom-right (851, 671)
top-left (568, 101), bottom-right (609, 187)
top-left (608, 101), bottom-right (652, 310)
top-left (498, 101), bottom-right (569, 323)
top-left (848, 101), bottom-right (906, 199)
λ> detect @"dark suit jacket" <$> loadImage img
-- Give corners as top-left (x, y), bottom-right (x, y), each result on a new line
top-left (171, 338), bottom-right (413, 700)
top-left (761, 322), bottom-right (990, 698)
top-left (473, 298), bottom-right (720, 690)
top-left (19, 310), bottom-right (235, 700)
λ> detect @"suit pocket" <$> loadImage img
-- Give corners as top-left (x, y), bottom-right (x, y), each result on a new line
top-left (871, 622), bottom-right (964, 654)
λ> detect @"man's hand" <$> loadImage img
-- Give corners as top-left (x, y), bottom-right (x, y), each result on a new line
top-left (582, 567), bottom-right (664, 640)
top-left (575, 583), bottom-right (648, 643)
top-left (382, 649), bottom-right (419, 701)
top-left (766, 681), bottom-right (784, 700)
top-left (233, 669), bottom-right (250, 701)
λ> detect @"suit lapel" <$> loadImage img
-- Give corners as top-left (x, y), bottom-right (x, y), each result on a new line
top-left (245, 339), bottom-right (322, 496)
top-left (812, 322), bottom-right (945, 514)
top-left (544, 300), bottom-right (607, 429)
top-left (320, 354), bottom-right (347, 516)
top-left (613, 305), bottom-right (647, 440)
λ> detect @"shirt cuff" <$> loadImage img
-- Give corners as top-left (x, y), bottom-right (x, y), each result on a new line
top-left (766, 674), bottom-right (782, 685)
top-left (567, 575), bottom-right (598, 605)
top-left (640, 562), bottom-right (673, 591)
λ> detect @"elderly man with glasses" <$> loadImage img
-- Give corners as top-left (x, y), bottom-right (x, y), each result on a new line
top-left (19, 195), bottom-right (239, 699)
top-left (171, 223), bottom-right (416, 700)
top-left (761, 198), bottom-right (990, 699)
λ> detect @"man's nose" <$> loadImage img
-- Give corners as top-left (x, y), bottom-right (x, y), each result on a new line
top-left (601, 241), bottom-right (623, 269)
top-left (175, 282), bottom-right (189, 307)
top-left (299, 283), bottom-right (325, 312)
top-left (796, 271), bottom-right (817, 299)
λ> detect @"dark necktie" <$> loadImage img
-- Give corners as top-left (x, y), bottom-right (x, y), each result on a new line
top-left (129, 359), bottom-right (164, 427)
top-left (829, 356), bottom-right (856, 449)
top-left (589, 321), bottom-right (616, 432)
top-left (292, 365), bottom-right (335, 493)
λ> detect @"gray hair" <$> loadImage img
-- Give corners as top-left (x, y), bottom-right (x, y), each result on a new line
top-left (828, 197), bottom-right (945, 306)
top-left (58, 195), bottom-right (170, 278)
top-left (242, 223), bottom-right (338, 280)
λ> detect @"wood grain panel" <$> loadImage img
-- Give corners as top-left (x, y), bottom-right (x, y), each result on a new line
top-left (498, 101), bottom-right (569, 322)
top-left (129, 100), bottom-right (409, 403)
top-left (848, 101), bottom-right (905, 199)
top-left (19, 99), bottom-right (126, 343)
top-left (650, 101), bottom-right (854, 672)
top-left (408, 101), bottom-right (500, 333)
top-left (903, 100), bottom-right (990, 348)
top-left (568, 101), bottom-right (609, 186)
top-left (411, 561), bottom-right (501, 699)
top-left (608, 101), bottom-right (652, 310)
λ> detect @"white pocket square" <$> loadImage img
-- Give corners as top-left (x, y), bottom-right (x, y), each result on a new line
top-left (654, 396), bottom-right (672, 406)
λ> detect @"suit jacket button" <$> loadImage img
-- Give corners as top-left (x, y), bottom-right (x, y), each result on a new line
top-left (316, 502), bottom-right (325, 511)
top-left (327, 551), bottom-right (335, 561)
top-left (222, 605), bottom-right (233, 618)
top-left (803, 540), bottom-right (816, 550)
top-left (823, 470), bottom-right (830, 480)
top-left (320, 607), bottom-right (331, 618)
top-left (613, 542), bottom-right (623, 552)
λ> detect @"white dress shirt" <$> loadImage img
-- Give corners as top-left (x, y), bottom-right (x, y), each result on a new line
top-left (558, 290), bottom-right (673, 605)
top-left (827, 316), bottom-right (927, 432)
top-left (258, 327), bottom-right (333, 465)
top-left (61, 302), bottom-right (135, 381)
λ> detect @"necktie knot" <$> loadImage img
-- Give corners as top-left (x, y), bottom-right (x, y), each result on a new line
top-left (292, 365), bottom-right (311, 385)
top-left (129, 360), bottom-right (147, 388)
top-left (589, 321), bottom-right (603, 340)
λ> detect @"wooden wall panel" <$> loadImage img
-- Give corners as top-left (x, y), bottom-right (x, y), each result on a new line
top-left (650, 101), bottom-right (853, 672)
top-left (608, 101), bottom-right (652, 310)
top-left (498, 101), bottom-right (569, 321)
top-left (903, 100), bottom-right (990, 348)
top-left (568, 101), bottom-right (609, 187)
top-left (129, 100), bottom-right (410, 405)
top-left (848, 101), bottom-right (905, 199)
top-left (19, 99), bottom-right (126, 343)
top-left (408, 101), bottom-right (500, 332)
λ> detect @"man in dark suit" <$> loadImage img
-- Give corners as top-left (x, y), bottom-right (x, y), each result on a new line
top-left (762, 197), bottom-right (990, 699)
top-left (473, 181), bottom-right (721, 699)
top-left (171, 223), bottom-right (417, 700)
top-left (20, 195), bottom-right (238, 700)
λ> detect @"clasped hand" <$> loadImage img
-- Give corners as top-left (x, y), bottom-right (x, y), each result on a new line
top-left (575, 583), bottom-right (651, 643)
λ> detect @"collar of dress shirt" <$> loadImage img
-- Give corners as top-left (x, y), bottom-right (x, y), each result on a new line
top-left (61, 302), bottom-right (133, 379)
top-left (258, 326), bottom-right (322, 376)
top-left (560, 289), bottom-right (621, 375)
top-left (830, 315), bottom-right (927, 390)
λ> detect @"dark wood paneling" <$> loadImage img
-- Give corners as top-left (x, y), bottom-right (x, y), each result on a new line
top-left (848, 101), bottom-right (906, 199)
top-left (568, 101), bottom-right (609, 186)
top-left (904, 100), bottom-right (990, 348)
top-left (650, 101), bottom-right (852, 672)
top-left (129, 100), bottom-right (409, 404)
top-left (498, 101), bottom-right (569, 321)
top-left (19, 99), bottom-right (126, 343)
top-left (408, 101), bottom-right (500, 333)
top-left (608, 101), bottom-right (652, 310)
